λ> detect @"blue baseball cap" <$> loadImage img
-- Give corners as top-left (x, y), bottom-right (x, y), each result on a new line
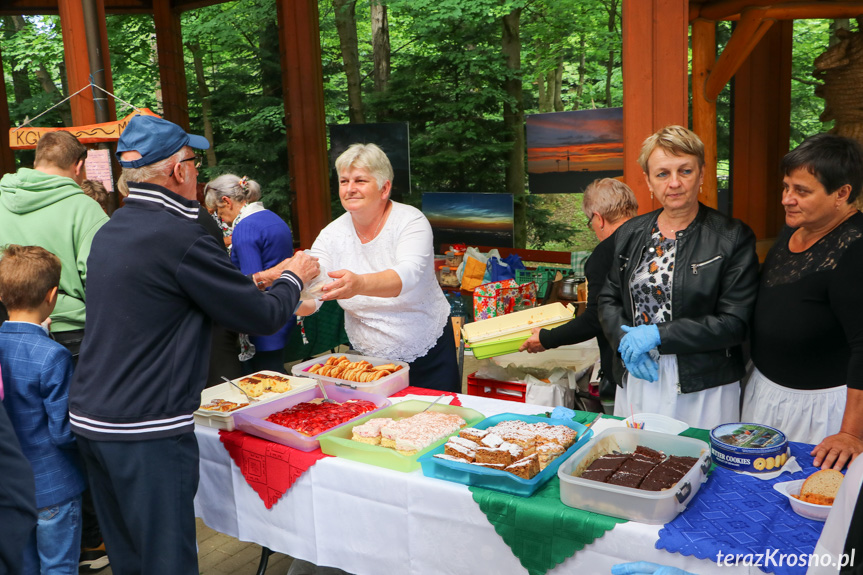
top-left (116, 115), bottom-right (210, 168)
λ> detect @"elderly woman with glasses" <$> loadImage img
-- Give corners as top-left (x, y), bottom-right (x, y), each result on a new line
top-left (520, 178), bottom-right (638, 400)
top-left (298, 143), bottom-right (459, 392)
top-left (598, 125), bottom-right (759, 429)
top-left (204, 174), bottom-right (295, 374)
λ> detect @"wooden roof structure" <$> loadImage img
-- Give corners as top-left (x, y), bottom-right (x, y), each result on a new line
top-left (1, 0), bottom-right (862, 244)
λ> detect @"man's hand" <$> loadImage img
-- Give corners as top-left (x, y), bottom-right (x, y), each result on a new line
top-left (283, 251), bottom-right (320, 287)
top-left (519, 328), bottom-right (546, 353)
top-left (811, 431), bottom-right (863, 470)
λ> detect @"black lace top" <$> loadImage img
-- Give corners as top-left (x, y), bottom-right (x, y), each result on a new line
top-left (751, 211), bottom-right (863, 390)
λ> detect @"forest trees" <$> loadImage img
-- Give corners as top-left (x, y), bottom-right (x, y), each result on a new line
top-left (0, 2), bottom-right (845, 250)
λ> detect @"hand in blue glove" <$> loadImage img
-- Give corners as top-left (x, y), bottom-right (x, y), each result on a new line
top-left (625, 352), bottom-right (659, 382)
top-left (618, 324), bottom-right (661, 366)
top-left (611, 561), bottom-right (697, 575)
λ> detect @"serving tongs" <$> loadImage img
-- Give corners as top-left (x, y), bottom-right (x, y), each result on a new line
top-left (221, 376), bottom-right (258, 404)
top-left (317, 380), bottom-right (336, 403)
top-left (418, 394), bottom-right (446, 413)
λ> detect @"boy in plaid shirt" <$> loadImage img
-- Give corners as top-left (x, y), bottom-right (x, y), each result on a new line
top-left (0, 244), bottom-right (85, 574)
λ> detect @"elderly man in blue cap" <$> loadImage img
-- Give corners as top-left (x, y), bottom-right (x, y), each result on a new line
top-left (68, 115), bottom-right (319, 574)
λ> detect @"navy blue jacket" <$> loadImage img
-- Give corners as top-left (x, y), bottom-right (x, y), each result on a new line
top-left (69, 183), bottom-right (303, 440)
top-left (0, 322), bottom-right (84, 507)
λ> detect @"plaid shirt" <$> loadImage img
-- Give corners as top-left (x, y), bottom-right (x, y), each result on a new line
top-left (0, 321), bottom-right (84, 508)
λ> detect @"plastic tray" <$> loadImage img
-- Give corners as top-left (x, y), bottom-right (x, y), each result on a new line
top-left (193, 372), bottom-right (318, 431)
top-left (557, 428), bottom-right (711, 524)
top-left (317, 400), bottom-right (485, 472)
top-left (291, 353), bottom-right (409, 397)
top-left (232, 386), bottom-right (390, 452)
top-left (417, 413), bottom-right (593, 497)
top-left (462, 303), bottom-right (574, 359)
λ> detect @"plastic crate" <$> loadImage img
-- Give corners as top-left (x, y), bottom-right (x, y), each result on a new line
top-left (466, 372), bottom-right (527, 402)
top-left (537, 265), bottom-right (579, 281)
top-left (515, 268), bottom-right (554, 298)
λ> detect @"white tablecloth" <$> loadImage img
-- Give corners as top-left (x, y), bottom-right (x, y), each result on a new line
top-left (194, 395), bottom-right (754, 574)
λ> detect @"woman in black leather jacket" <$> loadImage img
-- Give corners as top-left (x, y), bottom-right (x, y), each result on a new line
top-left (598, 125), bottom-right (759, 429)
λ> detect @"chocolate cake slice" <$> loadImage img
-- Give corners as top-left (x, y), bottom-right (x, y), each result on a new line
top-left (640, 460), bottom-right (687, 491)
top-left (634, 445), bottom-right (665, 463)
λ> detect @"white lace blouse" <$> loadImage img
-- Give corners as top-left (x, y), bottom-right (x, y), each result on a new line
top-left (309, 202), bottom-right (451, 363)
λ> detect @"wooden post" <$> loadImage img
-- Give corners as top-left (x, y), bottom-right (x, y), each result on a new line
top-left (731, 21), bottom-right (792, 240)
top-left (153, 0), bottom-right (190, 129)
top-left (276, 0), bottom-right (331, 248)
top-left (58, 0), bottom-right (97, 126)
top-left (692, 19), bottom-right (718, 209)
top-left (622, 0), bottom-right (689, 213)
top-left (0, 48), bottom-right (15, 174)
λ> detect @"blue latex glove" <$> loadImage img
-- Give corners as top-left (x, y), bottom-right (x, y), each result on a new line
top-left (550, 406), bottom-right (577, 421)
top-left (612, 561), bottom-right (696, 575)
top-left (618, 324), bottom-right (661, 366)
top-left (626, 352), bottom-right (659, 382)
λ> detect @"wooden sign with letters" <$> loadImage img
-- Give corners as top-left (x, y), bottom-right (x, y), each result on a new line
top-left (9, 109), bottom-right (160, 149)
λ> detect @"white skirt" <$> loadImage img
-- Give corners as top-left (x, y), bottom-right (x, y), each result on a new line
top-left (614, 354), bottom-right (740, 430)
top-left (741, 364), bottom-right (846, 444)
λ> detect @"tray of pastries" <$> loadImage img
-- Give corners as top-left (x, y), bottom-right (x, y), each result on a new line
top-left (194, 371), bottom-right (317, 431)
top-left (417, 413), bottom-right (593, 496)
top-left (317, 400), bottom-right (485, 472)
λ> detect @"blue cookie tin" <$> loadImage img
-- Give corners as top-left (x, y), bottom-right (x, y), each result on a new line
top-left (709, 422), bottom-right (789, 473)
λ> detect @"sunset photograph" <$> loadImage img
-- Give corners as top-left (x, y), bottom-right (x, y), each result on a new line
top-left (422, 192), bottom-right (514, 248)
top-left (527, 107), bottom-right (624, 194)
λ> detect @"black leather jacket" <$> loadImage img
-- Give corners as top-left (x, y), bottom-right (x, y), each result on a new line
top-left (598, 203), bottom-right (759, 393)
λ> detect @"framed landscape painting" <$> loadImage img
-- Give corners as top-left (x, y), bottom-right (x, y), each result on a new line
top-left (527, 107), bottom-right (624, 194)
top-left (422, 192), bottom-right (514, 249)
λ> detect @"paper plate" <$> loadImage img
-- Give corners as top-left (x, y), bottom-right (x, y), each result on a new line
top-left (773, 479), bottom-right (832, 522)
top-left (623, 413), bottom-right (689, 435)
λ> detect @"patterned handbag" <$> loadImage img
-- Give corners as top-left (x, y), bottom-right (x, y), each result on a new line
top-left (473, 279), bottom-right (537, 321)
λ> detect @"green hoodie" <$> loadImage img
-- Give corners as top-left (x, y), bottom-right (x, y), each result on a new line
top-left (0, 168), bottom-right (109, 332)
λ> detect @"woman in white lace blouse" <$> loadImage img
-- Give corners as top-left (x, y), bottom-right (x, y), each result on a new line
top-left (299, 143), bottom-right (459, 392)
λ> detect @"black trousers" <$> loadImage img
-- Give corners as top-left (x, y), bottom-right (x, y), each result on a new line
top-left (76, 434), bottom-right (200, 575)
top-left (0, 402), bottom-right (36, 574)
top-left (407, 321), bottom-right (460, 393)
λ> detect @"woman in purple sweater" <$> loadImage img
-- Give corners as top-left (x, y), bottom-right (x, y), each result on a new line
top-left (205, 174), bottom-right (295, 374)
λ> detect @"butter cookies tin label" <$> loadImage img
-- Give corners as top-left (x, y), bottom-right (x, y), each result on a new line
top-left (709, 423), bottom-right (789, 473)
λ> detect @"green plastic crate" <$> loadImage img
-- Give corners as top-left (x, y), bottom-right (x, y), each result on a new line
top-left (515, 269), bottom-right (555, 298)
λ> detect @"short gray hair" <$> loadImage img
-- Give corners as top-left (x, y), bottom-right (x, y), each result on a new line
top-left (203, 174), bottom-right (262, 210)
top-left (582, 178), bottom-right (638, 224)
top-left (335, 143), bottom-right (394, 190)
top-left (121, 150), bottom-right (184, 187)
top-left (637, 125), bottom-right (705, 173)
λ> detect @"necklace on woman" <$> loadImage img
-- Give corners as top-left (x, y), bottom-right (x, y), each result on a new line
top-left (355, 201), bottom-right (390, 243)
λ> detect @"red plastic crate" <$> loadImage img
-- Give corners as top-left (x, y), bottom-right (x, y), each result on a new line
top-left (466, 373), bottom-right (526, 403)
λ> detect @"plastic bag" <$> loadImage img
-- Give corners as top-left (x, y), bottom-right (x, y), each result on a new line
top-left (486, 253), bottom-right (526, 282)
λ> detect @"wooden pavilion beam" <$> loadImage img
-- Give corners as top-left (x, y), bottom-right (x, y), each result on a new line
top-left (622, 0), bottom-right (689, 213)
top-left (692, 18), bottom-right (718, 209)
top-left (152, 0), bottom-right (190, 129)
top-left (705, 8), bottom-right (774, 101)
top-left (693, 1), bottom-right (863, 22)
top-left (731, 21), bottom-right (792, 239)
top-left (276, 0), bottom-right (331, 248)
top-left (0, 49), bottom-right (15, 174)
top-left (58, 0), bottom-right (98, 126)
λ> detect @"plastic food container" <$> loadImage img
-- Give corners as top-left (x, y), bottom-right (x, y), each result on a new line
top-left (710, 423), bottom-right (789, 473)
top-left (232, 386), bottom-right (390, 452)
top-left (772, 480), bottom-right (832, 522)
top-left (291, 353), bottom-right (409, 398)
top-left (193, 372), bottom-right (318, 431)
top-left (557, 428), bottom-right (711, 524)
top-left (417, 413), bottom-right (593, 497)
top-left (317, 400), bottom-right (485, 472)
top-left (462, 302), bottom-right (575, 359)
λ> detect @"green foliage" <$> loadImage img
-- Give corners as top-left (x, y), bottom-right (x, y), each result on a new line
top-left (1, 2), bottom-right (844, 252)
